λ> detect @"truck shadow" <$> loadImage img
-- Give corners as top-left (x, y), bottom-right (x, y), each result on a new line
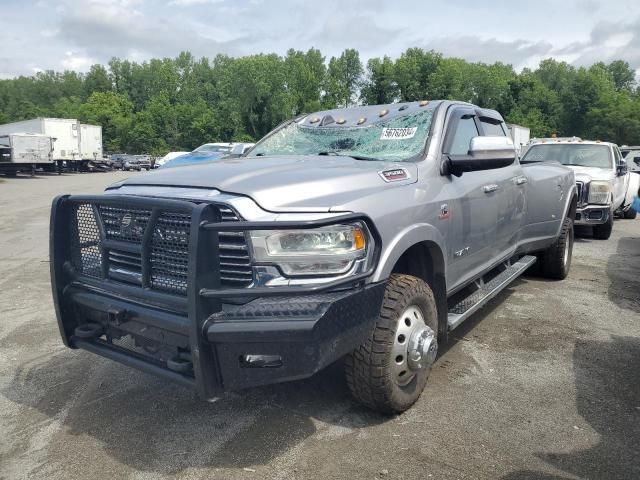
top-left (2, 348), bottom-right (387, 474)
top-left (501, 335), bottom-right (640, 480)
top-left (606, 236), bottom-right (640, 313)
top-left (1, 280), bottom-right (524, 475)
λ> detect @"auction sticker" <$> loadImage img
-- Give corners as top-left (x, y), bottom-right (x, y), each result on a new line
top-left (380, 127), bottom-right (418, 140)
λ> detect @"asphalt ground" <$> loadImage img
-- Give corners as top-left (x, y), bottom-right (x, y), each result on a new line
top-left (0, 171), bottom-right (638, 480)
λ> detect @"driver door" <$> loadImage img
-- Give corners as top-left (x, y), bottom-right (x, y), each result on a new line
top-left (442, 108), bottom-right (499, 288)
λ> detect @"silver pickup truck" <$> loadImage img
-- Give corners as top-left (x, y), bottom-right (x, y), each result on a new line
top-left (50, 100), bottom-right (576, 413)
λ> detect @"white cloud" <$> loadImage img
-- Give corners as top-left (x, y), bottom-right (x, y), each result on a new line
top-left (1, 0), bottom-right (639, 78)
top-left (168, 0), bottom-right (223, 5)
top-left (424, 36), bottom-right (554, 69)
top-left (61, 52), bottom-right (95, 70)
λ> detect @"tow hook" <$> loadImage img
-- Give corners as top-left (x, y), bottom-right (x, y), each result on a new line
top-left (74, 323), bottom-right (104, 339)
top-left (167, 353), bottom-right (193, 374)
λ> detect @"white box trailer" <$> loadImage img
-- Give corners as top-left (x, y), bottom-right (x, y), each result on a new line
top-left (0, 133), bottom-right (54, 175)
top-left (0, 118), bottom-right (81, 162)
top-left (79, 124), bottom-right (103, 161)
top-left (508, 124), bottom-right (531, 156)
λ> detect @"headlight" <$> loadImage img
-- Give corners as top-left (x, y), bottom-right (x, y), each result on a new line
top-left (588, 181), bottom-right (611, 205)
top-left (250, 223), bottom-right (371, 276)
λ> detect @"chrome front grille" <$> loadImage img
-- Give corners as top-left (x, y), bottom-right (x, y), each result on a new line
top-left (217, 206), bottom-right (254, 287)
top-left (575, 181), bottom-right (586, 206)
top-left (69, 201), bottom-right (253, 295)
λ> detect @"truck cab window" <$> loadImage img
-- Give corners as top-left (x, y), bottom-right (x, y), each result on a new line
top-left (480, 119), bottom-right (506, 136)
top-left (448, 116), bottom-right (478, 155)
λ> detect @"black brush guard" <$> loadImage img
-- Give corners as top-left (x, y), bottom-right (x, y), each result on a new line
top-left (50, 194), bottom-right (385, 399)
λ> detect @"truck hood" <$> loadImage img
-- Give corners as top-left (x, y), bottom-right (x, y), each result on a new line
top-left (109, 155), bottom-right (417, 212)
top-left (567, 165), bottom-right (614, 183)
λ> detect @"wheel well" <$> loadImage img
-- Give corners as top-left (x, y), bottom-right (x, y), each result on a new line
top-left (568, 193), bottom-right (577, 219)
top-left (390, 241), bottom-right (448, 342)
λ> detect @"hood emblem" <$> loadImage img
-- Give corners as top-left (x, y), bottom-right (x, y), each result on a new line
top-left (380, 168), bottom-right (409, 182)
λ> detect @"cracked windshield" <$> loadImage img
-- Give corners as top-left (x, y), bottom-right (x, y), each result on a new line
top-left (249, 109), bottom-right (434, 162)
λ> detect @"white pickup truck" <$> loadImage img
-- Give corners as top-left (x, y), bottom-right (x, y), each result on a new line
top-left (522, 139), bottom-right (639, 238)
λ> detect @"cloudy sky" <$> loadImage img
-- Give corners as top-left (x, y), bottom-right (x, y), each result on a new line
top-left (1, 0), bottom-right (639, 78)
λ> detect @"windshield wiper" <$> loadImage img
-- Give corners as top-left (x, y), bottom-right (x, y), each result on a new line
top-left (317, 152), bottom-right (381, 162)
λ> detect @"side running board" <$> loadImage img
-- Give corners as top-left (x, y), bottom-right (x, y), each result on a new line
top-left (447, 255), bottom-right (537, 331)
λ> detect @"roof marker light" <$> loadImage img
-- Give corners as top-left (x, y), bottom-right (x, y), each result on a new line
top-left (357, 117), bottom-right (366, 125)
top-left (336, 118), bottom-right (346, 124)
top-left (419, 100), bottom-right (429, 107)
top-left (398, 105), bottom-right (408, 111)
top-left (379, 109), bottom-right (389, 117)
top-left (309, 117), bottom-right (320, 124)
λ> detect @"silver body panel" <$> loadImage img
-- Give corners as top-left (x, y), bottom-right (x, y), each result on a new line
top-left (107, 101), bottom-right (575, 296)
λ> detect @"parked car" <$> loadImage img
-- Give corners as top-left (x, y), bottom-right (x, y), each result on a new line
top-left (153, 151), bottom-right (190, 168)
top-left (227, 143), bottom-right (256, 158)
top-left (110, 154), bottom-right (151, 171)
top-left (133, 155), bottom-right (152, 170)
top-left (50, 100), bottom-right (576, 413)
top-left (522, 139), bottom-right (638, 235)
top-left (160, 143), bottom-right (234, 169)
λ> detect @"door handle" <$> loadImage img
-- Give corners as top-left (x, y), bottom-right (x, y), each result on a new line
top-left (515, 176), bottom-right (528, 185)
top-left (483, 184), bottom-right (499, 193)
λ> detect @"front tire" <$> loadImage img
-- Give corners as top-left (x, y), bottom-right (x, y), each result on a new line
top-left (540, 216), bottom-right (573, 279)
top-left (593, 214), bottom-right (613, 240)
top-left (623, 207), bottom-right (637, 219)
top-left (345, 274), bottom-right (438, 414)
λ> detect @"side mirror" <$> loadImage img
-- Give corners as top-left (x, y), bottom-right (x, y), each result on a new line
top-left (230, 144), bottom-right (245, 156)
top-left (616, 163), bottom-right (628, 176)
top-left (447, 136), bottom-right (516, 176)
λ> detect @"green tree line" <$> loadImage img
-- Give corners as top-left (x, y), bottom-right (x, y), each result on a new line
top-left (0, 49), bottom-right (638, 154)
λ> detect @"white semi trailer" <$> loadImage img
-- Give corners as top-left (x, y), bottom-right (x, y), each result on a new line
top-left (0, 117), bottom-right (81, 163)
top-left (508, 124), bottom-right (531, 157)
top-left (79, 123), bottom-right (103, 161)
top-left (0, 133), bottom-right (54, 176)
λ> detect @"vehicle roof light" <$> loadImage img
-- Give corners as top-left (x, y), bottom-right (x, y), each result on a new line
top-left (379, 109), bottom-right (389, 117)
top-left (398, 105), bottom-right (408, 111)
top-left (336, 118), bottom-right (346, 125)
top-left (357, 117), bottom-right (366, 125)
top-left (419, 100), bottom-right (429, 107)
top-left (309, 117), bottom-right (320, 124)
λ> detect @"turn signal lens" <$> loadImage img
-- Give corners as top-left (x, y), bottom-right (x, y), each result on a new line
top-left (354, 227), bottom-right (366, 250)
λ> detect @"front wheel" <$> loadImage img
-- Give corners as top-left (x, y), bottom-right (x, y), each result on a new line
top-left (345, 274), bottom-right (438, 414)
top-left (539, 216), bottom-right (573, 279)
top-left (593, 215), bottom-right (613, 240)
top-left (623, 207), bottom-right (637, 219)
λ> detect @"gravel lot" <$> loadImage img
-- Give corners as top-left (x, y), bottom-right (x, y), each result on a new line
top-left (0, 171), bottom-right (638, 480)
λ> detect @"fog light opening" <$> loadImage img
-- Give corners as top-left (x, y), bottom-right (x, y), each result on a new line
top-left (240, 354), bottom-right (283, 368)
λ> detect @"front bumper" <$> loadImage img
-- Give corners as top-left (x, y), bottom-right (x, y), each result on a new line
top-left (59, 282), bottom-right (385, 395)
top-left (50, 194), bottom-right (384, 399)
top-left (575, 205), bottom-right (611, 225)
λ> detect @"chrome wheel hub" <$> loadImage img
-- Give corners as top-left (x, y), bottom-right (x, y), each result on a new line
top-left (391, 305), bottom-right (437, 386)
